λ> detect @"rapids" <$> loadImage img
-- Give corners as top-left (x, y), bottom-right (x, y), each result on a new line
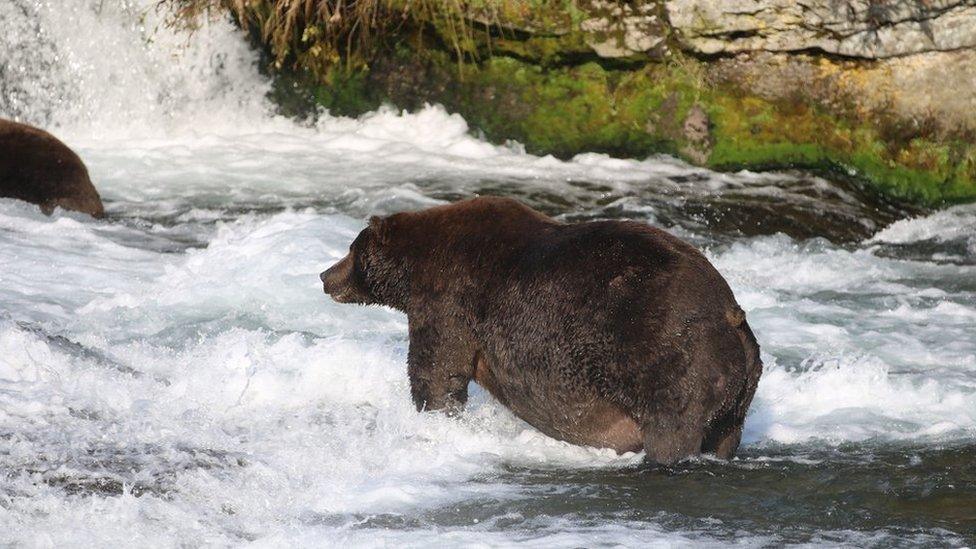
top-left (1, 1), bottom-right (974, 545)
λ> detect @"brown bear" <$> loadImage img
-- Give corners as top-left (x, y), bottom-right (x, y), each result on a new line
top-left (0, 118), bottom-right (104, 217)
top-left (320, 197), bottom-right (762, 464)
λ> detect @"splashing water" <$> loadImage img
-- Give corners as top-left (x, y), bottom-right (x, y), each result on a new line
top-left (1, 0), bottom-right (974, 546)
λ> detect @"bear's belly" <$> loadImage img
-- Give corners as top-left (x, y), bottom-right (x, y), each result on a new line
top-left (474, 354), bottom-right (643, 453)
top-left (558, 399), bottom-right (645, 453)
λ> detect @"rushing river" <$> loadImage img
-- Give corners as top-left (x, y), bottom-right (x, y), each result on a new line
top-left (2, 1), bottom-right (975, 546)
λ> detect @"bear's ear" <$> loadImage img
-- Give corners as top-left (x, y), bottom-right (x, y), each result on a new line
top-left (369, 215), bottom-right (392, 245)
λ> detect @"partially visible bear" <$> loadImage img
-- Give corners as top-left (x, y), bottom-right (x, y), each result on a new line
top-left (321, 197), bottom-right (762, 464)
top-left (0, 118), bottom-right (104, 217)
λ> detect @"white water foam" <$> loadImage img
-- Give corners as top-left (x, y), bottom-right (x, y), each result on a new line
top-left (869, 204), bottom-right (976, 246)
top-left (0, 0), bottom-right (284, 139)
top-left (1, 200), bottom-right (974, 544)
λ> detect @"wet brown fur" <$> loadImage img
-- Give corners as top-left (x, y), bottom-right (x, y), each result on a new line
top-left (0, 119), bottom-right (104, 217)
top-left (321, 197), bottom-right (762, 464)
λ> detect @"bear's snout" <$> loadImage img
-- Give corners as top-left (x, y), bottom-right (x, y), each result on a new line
top-left (321, 254), bottom-right (366, 303)
top-left (320, 258), bottom-right (349, 294)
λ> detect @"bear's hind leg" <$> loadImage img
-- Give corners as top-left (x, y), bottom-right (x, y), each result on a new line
top-left (641, 413), bottom-right (704, 466)
top-left (709, 425), bottom-right (742, 459)
top-left (700, 403), bottom-right (746, 459)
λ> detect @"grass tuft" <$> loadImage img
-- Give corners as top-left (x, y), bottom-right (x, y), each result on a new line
top-left (159, 0), bottom-right (497, 76)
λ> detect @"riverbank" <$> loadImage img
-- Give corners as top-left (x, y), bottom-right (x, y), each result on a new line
top-left (164, 0), bottom-right (976, 207)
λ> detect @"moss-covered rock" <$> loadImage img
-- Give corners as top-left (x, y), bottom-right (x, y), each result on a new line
top-left (359, 46), bottom-right (976, 206)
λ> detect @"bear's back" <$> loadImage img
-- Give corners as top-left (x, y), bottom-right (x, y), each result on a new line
top-left (473, 216), bottom-right (745, 410)
top-left (0, 119), bottom-right (104, 217)
top-left (514, 218), bottom-right (736, 312)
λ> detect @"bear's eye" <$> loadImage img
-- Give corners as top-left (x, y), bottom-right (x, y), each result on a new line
top-left (353, 248), bottom-right (373, 292)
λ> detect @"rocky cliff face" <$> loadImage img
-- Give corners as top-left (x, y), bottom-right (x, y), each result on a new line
top-left (667, 0), bottom-right (976, 58)
top-left (668, 0), bottom-right (976, 140)
top-left (666, 0), bottom-right (976, 205)
top-left (172, 0), bottom-right (976, 206)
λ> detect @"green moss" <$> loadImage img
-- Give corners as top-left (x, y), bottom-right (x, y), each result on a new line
top-left (367, 48), bottom-right (976, 205)
top-left (314, 69), bottom-right (381, 117)
top-left (425, 58), bottom-right (669, 158)
top-left (267, 66), bottom-right (381, 119)
top-left (488, 34), bottom-right (593, 65)
top-left (704, 90), bottom-right (976, 205)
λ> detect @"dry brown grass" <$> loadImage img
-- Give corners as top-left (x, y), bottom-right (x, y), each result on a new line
top-left (159, 0), bottom-right (490, 75)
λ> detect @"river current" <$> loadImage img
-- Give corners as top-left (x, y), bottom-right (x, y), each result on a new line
top-left (1, 1), bottom-right (974, 546)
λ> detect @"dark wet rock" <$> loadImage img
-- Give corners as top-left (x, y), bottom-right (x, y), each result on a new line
top-left (4, 435), bottom-right (248, 497)
top-left (14, 320), bottom-right (171, 385)
top-left (0, 118), bottom-right (104, 217)
top-left (464, 169), bottom-right (915, 244)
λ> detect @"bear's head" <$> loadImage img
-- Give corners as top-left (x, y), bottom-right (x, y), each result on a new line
top-left (320, 215), bottom-right (408, 309)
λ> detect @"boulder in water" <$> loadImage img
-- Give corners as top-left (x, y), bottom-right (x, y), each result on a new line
top-left (0, 119), bottom-right (104, 218)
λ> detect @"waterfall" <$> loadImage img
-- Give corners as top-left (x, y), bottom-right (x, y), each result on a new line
top-left (0, 0), bottom-right (278, 139)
